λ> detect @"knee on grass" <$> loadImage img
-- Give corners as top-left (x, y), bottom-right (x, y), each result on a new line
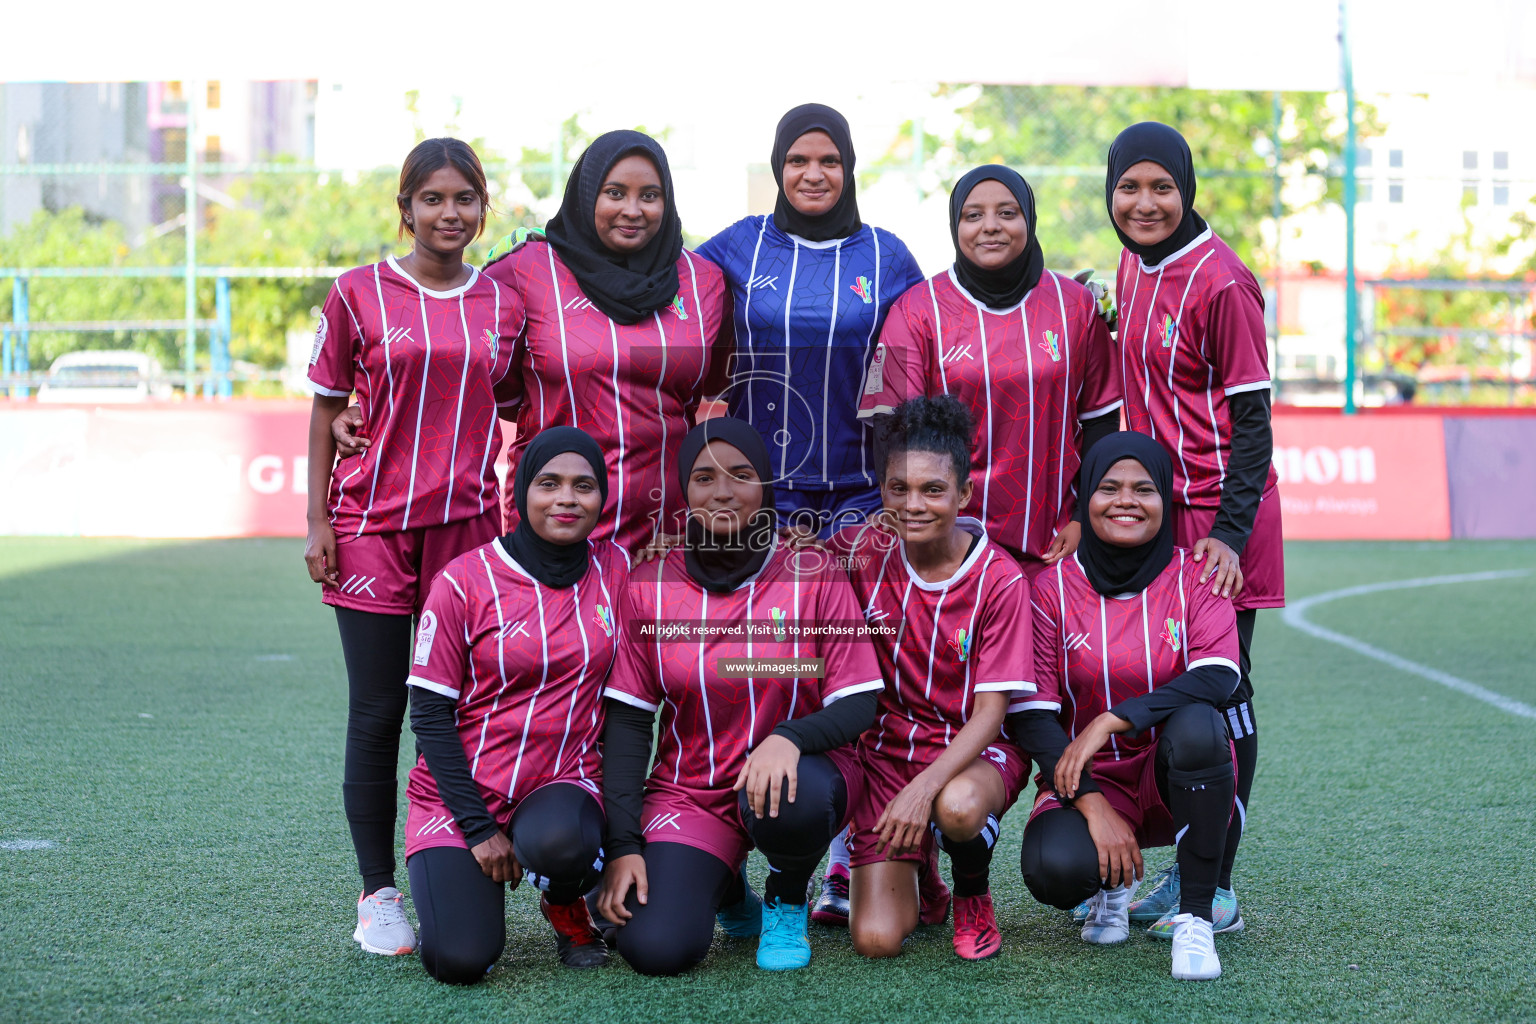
top-left (616, 923), bottom-right (712, 977)
top-left (851, 919), bottom-right (910, 959)
top-left (1020, 810), bottom-right (1101, 910)
top-left (421, 938), bottom-right (499, 985)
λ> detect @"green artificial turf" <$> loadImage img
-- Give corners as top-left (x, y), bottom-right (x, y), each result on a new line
top-left (1, 539), bottom-right (1533, 1023)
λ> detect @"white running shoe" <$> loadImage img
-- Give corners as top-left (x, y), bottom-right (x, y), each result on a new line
top-left (1080, 885), bottom-right (1132, 944)
top-left (353, 887), bottom-right (417, 955)
top-left (1170, 913), bottom-right (1222, 980)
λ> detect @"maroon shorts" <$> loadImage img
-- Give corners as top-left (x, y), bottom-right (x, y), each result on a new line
top-left (1174, 484), bottom-right (1285, 611)
top-left (404, 773), bottom-right (601, 858)
top-left (641, 747), bottom-right (864, 870)
top-left (1027, 742), bottom-right (1236, 849)
top-left (323, 507), bottom-right (501, 616)
top-left (848, 743), bottom-right (1030, 869)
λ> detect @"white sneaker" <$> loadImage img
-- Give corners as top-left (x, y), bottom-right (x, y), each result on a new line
top-left (353, 887), bottom-right (417, 955)
top-left (1080, 885), bottom-right (1132, 944)
top-left (1170, 913), bottom-right (1222, 980)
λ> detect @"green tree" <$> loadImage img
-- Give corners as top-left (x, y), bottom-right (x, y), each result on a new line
top-left (916, 85), bottom-right (1382, 274)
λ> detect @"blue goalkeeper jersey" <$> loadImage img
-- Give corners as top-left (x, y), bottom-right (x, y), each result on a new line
top-left (698, 216), bottom-right (923, 491)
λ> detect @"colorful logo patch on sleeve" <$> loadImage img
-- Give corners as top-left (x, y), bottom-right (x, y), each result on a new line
top-left (309, 313), bottom-right (329, 365)
top-left (670, 295), bottom-right (689, 320)
top-left (594, 605), bottom-right (614, 637)
top-left (1158, 314), bottom-right (1177, 348)
top-left (770, 607), bottom-right (788, 643)
top-left (851, 276), bottom-right (874, 304)
top-left (948, 627), bottom-right (971, 662)
top-left (1039, 330), bottom-right (1061, 362)
top-left (1160, 617), bottom-right (1182, 653)
top-left (413, 611), bottom-right (437, 666)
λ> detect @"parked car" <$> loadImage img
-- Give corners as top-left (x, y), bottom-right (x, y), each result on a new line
top-left (36, 350), bottom-right (174, 403)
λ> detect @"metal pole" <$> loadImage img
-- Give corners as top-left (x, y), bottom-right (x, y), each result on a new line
top-left (184, 82), bottom-right (199, 398)
top-left (216, 275), bottom-right (232, 398)
top-left (1340, 0), bottom-right (1359, 414)
top-left (14, 275), bottom-right (29, 399)
top-left (1271, 91), bottom-right (1284, 402)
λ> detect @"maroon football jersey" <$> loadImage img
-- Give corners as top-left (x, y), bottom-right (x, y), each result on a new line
top-left (405, 539), bottom-right (626, 806)
top-left (831, 519), bottom-right (1035, 763)
top-left (308, 258), bottom-right (523, 536)
top-left (1114, 228), bottom-right (1277, 509)
top-left (604, 541), bottom-right (884, 826)
top-left (486, 240), bottom-right (730, 562)
top-left (858, 269), bottom-right (1121, 565)
top-left (1028, 549), bottom-right (1239, 761)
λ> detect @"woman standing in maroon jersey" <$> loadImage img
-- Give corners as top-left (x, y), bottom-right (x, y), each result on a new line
top-left (1100, 122), bottom-right (1282, 931)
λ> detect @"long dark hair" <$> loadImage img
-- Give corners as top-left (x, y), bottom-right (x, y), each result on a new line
top-left (395, 137), bottom-right (491, 240)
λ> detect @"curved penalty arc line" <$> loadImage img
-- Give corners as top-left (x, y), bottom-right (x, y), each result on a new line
top-left (1281, 569), bottom-right (1536, 721)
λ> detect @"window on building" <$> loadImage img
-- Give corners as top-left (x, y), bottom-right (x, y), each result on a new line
top-left (1389, 180), bottom-right (1404, 203)
top-left (1463, 181), bottom-right (1479, 204)
top-left (1389, 149), bottom-right (1403, 169)
top-left (1359, 147), bottom-right (1373, 169)
top-left (205, 135), bottom-right (222, 163)
top-left (1359, 180), bottom-right (1373, 203)
top-left (1463, 150), bottom-right (1478, 171)
top-left (1494, 182), bottom-right (1510, 206)
top-left (207, 81), bottom-right (221, 109)
top-left (165, 81), bottom-right (183, 102)
top-left (1494, 151), bottom-right (1509, 171)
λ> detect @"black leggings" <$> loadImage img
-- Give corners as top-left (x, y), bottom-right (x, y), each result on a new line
top-left (616, 753), bottom-right (848, 977)
top-left (407, 783), bottom-right (605, 985)
top-left (1221, 608), bottom-right (1259, 889)
top-left (1020, 704), bottom-right (1235, 921)
top-left (335, 607), bottom-right (414, 894)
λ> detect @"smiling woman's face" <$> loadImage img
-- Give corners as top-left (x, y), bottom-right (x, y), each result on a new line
top-left (1087, 457), bottom-right (1163, 548)
top-left (956, 178), bottom-right (1027, 270)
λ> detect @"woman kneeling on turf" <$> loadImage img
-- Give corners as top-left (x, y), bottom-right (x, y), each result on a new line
top-left (404, 427), bottom-right (624, 981)
top-left (837, 396), bottom-right (1035, 961)
top-left (598, 417), bottom-right (884, 974)
top-left (1015, 431), bottom-right (1238, 980)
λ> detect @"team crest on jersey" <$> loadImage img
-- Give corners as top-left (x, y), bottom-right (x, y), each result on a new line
top-left (948, 627), bottom-right (971, 662)
top-left (309, 314), bottom-right (329, 366)
top-left (1039, 330), bottom-right (1061, 362)
top-left (670, 294), bottom-right (689, 320)
top-left (594, 605), bottom-right (614, 637)
top-left (851, 276), bottom-right (874, 304)
top-left (1158, 314), bottom-right (1178, 348)
top-left (1160, 617), bottom-right (1183, 653)
top-left (770, 607), bottom-right (788, 643)
top-left (482, 328), bottom-right (499, 352)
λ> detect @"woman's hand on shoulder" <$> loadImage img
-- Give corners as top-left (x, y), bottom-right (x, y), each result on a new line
top-left (633, 532), bottom-right (684, 566)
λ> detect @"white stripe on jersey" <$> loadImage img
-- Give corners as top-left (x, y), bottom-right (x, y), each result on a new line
top-left (606, 318), bottom-right (628, 564)
top-left (1020, 288), bottom-right (1034, 550)
top-left (743, 220), bottom-right (769, 417)
top-left (328, 289), bottom-right (370, 530)
top-left (444, 293), bottom-right (472, 524)
top-left (360, 265), bottom-right (396, 536)
top-left (505, 571), bottom-right (551, 800)
top-left (820, 240), bottom-right (844, 484)
top-left (1055, 561), bottom-right (1078, 739)
top-left (778, 244), bottom-right (802, 481)
top-left (548, 245), bottom-right (579, 429)
top-left (1051, 272), bottom-right (1071, 520)
top-left (472, 548), bottom-right (507, 777)
top-left (697, 590), bottom-right (718, 786)
top-left (744, 582), bottom-right (758, 745)
top-left (1175, 549), bottom-right (1190, 671)
top-left (473, 281), bottom-right (504, 517)
top-left (402, 274), bottom-right (435, 531)
top-left (1099, 595), bottom-right (1120, 760)
top-left (1164, 249), bottom-right (1215, 504)
top-left (858, 227), bottom-right (883, 486)
top-left (651, 306), bottom-right (669, 545)
top-left (551, 578), bottom-right (590, 779)
top-left (1139, 586), bottom-right (1155, 744)
top-left (683, 249), bottom-right (707, 396)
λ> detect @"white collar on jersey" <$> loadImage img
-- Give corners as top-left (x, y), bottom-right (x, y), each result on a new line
top-left (694, 535), bottom-right (781, 593)
top-left (1136, 226), bottom-right (1214, 274)
top-left (385, 254), bottom-right (481, 299)
top-left (945, 266), bottom-right (1041, 316)
top-left (900, 517), bottom-right (989, 591)
top-left (491, 535), bottom-right (594, 587)
top-left (785, 231), bottom-right (848, 250)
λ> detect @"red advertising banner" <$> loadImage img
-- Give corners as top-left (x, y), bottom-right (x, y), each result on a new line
top-left (0, 402), bottom-right (512, 538)
top-left (1271, 414), bottom-right (1450, 540)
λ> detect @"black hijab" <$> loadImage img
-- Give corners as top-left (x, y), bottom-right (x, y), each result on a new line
top-left (675, 417), bottom-right (778, 593)
top-left (771, 104), bottom-right (862, 243)
top-left (1074, 431), bottom-right (1175, 597)
top-left (949, 165), bottom-right (1044, 310)
top-left (502, 426), bottom-right (608, 589)
top-left (1104, 121), bottom-right (1209, 267)
top-left (544, 130), bottom-right (683, 325)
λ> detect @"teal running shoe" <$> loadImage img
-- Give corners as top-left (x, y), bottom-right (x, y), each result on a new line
top-left (716, 869), bottom-right (763, 938)
top-left (1128, 863), bottom-right (1180, 924)
top-left (756, 899), bottom-right (812, 971)
top-left (1069, 898), bottom-right (1092, 924)
top-left (1146, 886), bottom-right (1243, 938)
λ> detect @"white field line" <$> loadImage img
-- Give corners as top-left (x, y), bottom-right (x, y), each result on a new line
top-left (1281, 570), bottom-right (1536, 721)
